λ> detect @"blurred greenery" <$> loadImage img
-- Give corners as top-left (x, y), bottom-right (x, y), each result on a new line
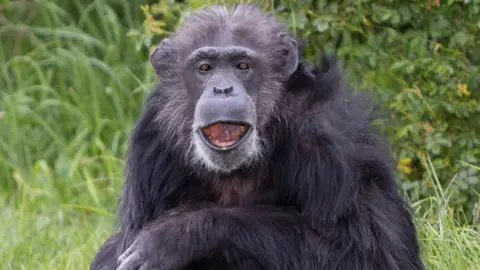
top-left (0, 0), bottom-right (479, 269)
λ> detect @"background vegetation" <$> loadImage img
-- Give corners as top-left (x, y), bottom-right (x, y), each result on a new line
top-left (0, 0), bottom-right (479, 269)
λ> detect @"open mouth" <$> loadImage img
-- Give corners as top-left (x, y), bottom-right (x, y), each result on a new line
top-left (199, 121), bottom-right (251, 151)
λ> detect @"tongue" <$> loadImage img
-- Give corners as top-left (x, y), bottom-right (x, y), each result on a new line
top-left (202, 123), bottom-right (247, 147)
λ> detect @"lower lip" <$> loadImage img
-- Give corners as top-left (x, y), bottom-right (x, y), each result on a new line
top-left (199, 125), bottom-right (252, 151)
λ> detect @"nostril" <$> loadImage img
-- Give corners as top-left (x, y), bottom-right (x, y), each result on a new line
top-left (213, 86), bottom-right (234, 94)
top-left (224, 86), bottom-right (233, 94)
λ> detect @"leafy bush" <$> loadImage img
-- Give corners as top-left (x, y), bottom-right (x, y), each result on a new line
top-left (135, 0), bottom-right (480, 219)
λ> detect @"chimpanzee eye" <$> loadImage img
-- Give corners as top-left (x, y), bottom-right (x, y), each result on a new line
top-left (199, 64), bottom-right (212, 72)
top-left (236, 62), bottom-right (250, 70)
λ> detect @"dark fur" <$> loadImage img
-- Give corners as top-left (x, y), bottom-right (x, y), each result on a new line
top-left (91, 4), bottom-right (425, 270)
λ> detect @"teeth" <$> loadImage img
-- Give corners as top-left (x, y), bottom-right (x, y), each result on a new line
top-left (201, 122), bottom-right (249, 148)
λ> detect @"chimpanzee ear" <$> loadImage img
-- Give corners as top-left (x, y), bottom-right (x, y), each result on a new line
top-left (277, 32), bottom-right (299, 77)
top-left (149, 38), bottom-right (177, 79)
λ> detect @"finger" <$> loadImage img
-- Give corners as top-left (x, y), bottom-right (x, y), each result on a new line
top-left (117, 244), bottom-right (136, 264)
top-left (116, 251), bottom-right (142, 270)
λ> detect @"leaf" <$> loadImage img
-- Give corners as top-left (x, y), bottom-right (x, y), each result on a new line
top-left (380, 12), bottom-right (392, 22)
top-left (369, 54), bottom-right (376, 68)
top-left (451, 32), bottom-right (472, 47)
top-left (399, 5), bottom-right (412, 22)
top-left (406, 63), bottom-right (415, 74)
top-left (143, 35), bottom-right (152, 48)
top-left (313, 18), bottom-right (329, 32)
top-left (126, 29), bottom-right (141, 37)
top-left (391, 60), bottom-right (409, 70)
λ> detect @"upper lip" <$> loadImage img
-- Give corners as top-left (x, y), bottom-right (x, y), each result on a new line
top-left (198, 121), bottom-right (252, 152)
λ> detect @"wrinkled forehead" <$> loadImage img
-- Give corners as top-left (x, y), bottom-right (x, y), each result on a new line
top-left (179, 26), bottom-right (277, 50)
top-left (185, 45), bottom-right (260, 66)
top-left (171, 6), bottom-right (285, 59)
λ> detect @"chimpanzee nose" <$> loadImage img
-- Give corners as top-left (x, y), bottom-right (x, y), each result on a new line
top-left (213, 86), bottom-right (234, 94)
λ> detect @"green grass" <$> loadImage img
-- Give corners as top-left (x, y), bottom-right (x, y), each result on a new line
top-left (0, 1), bottom-right (479, 269)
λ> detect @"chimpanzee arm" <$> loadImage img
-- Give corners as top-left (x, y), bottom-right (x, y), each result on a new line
top-left (116, 205), bottom-right (308, 270)
top-left (116, 203), bottom-right (423, 270)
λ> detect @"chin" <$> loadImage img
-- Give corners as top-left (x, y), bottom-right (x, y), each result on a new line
top-left (191, 122), bottom-right (261, 173)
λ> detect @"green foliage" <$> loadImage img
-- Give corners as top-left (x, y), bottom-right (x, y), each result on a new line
top-left (0, 0), bottom-right (153, 205)
top-left (0, 0), bottom-right (479, 268)
top-left (138, 0), bottom-right (480, 219)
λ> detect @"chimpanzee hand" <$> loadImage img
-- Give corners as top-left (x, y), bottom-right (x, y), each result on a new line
top-left (116, 205), bottom-right (307, 270)
top-left (117, 231), bottom-right (190, 270)
top-left (116, 206), bottom-right (223, 270)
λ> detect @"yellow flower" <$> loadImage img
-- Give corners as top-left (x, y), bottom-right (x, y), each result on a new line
top-left (397, 157), bottom-right (413, 174)
top-left (457, 83), bottom-right (471, 96)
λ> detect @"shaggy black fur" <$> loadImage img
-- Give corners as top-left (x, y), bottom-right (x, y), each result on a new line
top-left (90, 4), bottom-right (425, 270)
